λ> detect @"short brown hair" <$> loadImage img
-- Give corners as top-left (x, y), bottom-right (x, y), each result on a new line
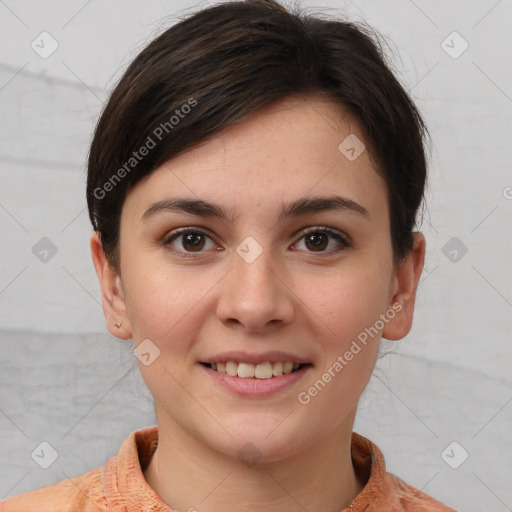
top-left (87, 0), bottom-right (429, 272)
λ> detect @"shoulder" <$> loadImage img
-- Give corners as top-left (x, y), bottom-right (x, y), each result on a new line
top-left (350, 432), bottom-right (457, 511)
top-left (0, 427), bottom-right (160, 512)
top-left (0, 467), bottom-right (104, 512)
top-left (383, 471), bottom-right (457, 511)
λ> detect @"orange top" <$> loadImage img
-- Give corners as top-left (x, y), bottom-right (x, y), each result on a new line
top-left (0, 426), bottom-right (455, 511)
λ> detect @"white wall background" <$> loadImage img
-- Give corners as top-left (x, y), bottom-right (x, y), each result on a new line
top-left (0, 1), bottom-right (511, 510)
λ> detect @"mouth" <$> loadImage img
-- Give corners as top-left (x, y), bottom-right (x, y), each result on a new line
top-left (200, 361), bottom-right (311, 379)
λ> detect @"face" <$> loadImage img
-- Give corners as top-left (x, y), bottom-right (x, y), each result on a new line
top-left (92, 95), bottom-right (424, 463)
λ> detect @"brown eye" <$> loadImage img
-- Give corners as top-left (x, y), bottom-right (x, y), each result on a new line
top-left (165, 229), bottom-right (217, 255)
top-left (294, 227), bottom-right (350, 253)
top-left (182, 232), bottom-right (206, 251)
top-left (304, 232), bottom-right (329, 251)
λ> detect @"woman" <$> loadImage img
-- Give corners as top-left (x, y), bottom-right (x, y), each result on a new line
top-left (1, 0), bottom-right (456, 510)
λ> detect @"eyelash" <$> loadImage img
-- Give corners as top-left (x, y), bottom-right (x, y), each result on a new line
top-left (162, 226), bottom-right (351, 258)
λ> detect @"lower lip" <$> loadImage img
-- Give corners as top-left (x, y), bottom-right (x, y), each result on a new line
top-left (200, 363), bottom-right (312, 397)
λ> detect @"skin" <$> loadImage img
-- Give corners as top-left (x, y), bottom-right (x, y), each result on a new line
top-left (91, 95), bottom-right (425, 512)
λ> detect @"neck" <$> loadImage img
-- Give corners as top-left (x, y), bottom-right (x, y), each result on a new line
top-left (143, 412), bottom-right (364, 512)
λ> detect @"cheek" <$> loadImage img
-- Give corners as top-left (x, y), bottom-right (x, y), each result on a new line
top-left (294, 270), bottom-right (385, 422)
top-left (300, 265), bottom-right (391, 345)
top-left (121, 251), bottom-right (212, 343)
top-left (295, 263), bottom-right (389, 402)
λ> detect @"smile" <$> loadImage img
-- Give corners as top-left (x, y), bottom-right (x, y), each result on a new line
top-left (202, 361), bottom-right (309, 379)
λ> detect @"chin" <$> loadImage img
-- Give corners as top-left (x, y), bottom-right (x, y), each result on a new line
top-left (211, 421), bottom-right (312, 465)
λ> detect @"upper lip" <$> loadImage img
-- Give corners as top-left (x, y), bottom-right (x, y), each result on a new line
top-left (201, 350), bottom-right (312, 365)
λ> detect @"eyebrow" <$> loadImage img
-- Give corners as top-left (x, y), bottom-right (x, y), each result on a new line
top-left (141, 195), bottom-right (371, 223)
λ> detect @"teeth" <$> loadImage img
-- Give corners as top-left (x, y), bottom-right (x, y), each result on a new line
top-left (254, 362), bottom-right (273, 379)
top-left (209, 361), bottom-right (304, 379)
top-left (272, 361), bottom-right (283, 376)
top-left (237, 363), bottom-right (255, 378)
top-left (226, 361), bottom-right (238, 377)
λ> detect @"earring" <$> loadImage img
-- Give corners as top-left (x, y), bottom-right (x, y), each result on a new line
top-left (115, 321), bottom-right (121, 328)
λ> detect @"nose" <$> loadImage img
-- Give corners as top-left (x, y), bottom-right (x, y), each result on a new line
top-left (216, 244), bottom-right (295, 332)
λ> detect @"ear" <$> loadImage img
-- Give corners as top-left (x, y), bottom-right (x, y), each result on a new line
top-left (90, 231), bottom-right (132, 340)
top-left (382, 232), bottom-right (426, 341)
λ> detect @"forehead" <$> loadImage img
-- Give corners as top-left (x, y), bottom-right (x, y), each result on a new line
top-left (122, 95), bottom-right (388, 225)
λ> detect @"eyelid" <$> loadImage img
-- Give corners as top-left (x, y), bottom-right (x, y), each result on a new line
top-left (164, 226), bottom-right (217, 241)
top-left (162, 226), bottom-right (219, 251)
top-left (292, 226), bottom-right (351, 253)
top-left (296, 225), bottom-right (350, 244)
